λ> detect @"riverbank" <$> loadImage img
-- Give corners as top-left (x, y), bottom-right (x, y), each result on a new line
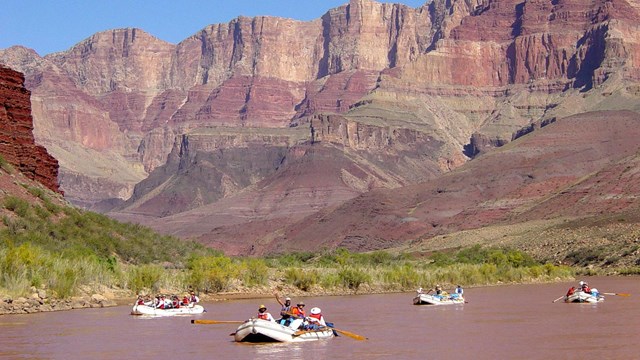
top-left (1, 275), bottom-right (577, 315)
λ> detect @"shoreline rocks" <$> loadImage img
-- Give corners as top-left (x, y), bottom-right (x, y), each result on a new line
top-left (1, 294), bottom-right (118, 315)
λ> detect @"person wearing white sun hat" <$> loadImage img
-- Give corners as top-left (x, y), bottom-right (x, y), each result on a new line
top-left (305, 306), bottom-right (327, 329)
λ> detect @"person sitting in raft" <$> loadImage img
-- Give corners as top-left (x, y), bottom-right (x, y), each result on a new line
top-left (275, 293), bottom-right (293, 326)
top-left (566, 286), bottom-right (576, 297)
top-left (433, 285), bottom-right (443, 295)
top-left (181, 294), bottom-right (190, 306)
top-left (288, 302), bottom-right (307, 329)
top-left (580, 281), bottom-right (591, 294)
top-left (171, 295), bottom-right (181, 309)
top-left (430, 285), bottom-right (449, 298)
top-left (305, 307), bottom-right (326, 330)
top-left (156, 295), bottom-right (166, 309)
top-left (256, 304), bottom-right (275, 322)
top-left (454, 285), bottom-right (464, 298)
top-left (189, 291), bottom-right (200, 304)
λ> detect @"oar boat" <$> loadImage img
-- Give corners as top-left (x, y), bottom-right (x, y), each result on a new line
top-left (131, 303), bottom-right (205, 316)
top-left (413, 293), bottom-right (465, 305)
top-left (233, 318), bottom-right (335, 343)
top-left (564, 290), bottom-right (604, 304)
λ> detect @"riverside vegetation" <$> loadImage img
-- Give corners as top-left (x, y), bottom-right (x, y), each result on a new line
top-left (0, 183), bottom-right (600, 313)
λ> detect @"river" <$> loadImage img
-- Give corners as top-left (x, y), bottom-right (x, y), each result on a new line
top-left (0, 276), bottom-right (638, 359)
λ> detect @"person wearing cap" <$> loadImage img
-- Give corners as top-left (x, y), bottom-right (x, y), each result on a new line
top-left (256, 304), bottom-right (275, 322)
top-left (305, 307), bottom-right (326, 330)
top-left (275, 293), bottom-right (293, 325)
top-left (288, 302), bottom-right (307, 329)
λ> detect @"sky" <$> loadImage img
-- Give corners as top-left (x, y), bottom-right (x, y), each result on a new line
top-left (1, 0), bottom-right (427, 56)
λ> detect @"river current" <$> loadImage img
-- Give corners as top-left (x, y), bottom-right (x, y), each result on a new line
top-left (0, 276), bottom-right (638, 359)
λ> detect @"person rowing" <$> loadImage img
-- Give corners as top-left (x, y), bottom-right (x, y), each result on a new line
top-left (305, 307), bottom-right (326, 330)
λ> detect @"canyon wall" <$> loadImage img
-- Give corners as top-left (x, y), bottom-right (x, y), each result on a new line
top-left (0, 65), bottom-right (59, 193)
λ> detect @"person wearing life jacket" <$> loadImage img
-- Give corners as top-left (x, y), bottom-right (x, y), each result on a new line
top-left (566, 286), bottom-right (576, 297)
top-left (171, 295), bottom-right (180, 309)
top-left (291, 302), bottom-right (306, 319)
top-left (256, 304), bottom-right (275, 322)
top-left (181, 295), bottom-right (190, 306)
top-left (136, 295), bottom-right (145, 306)
top-left (454, 285), bottom-right (464, 298)
top-left (157, 295), bottom-right (166, 309)
top-left (289, 302), bottom-right (307, 329)
top-left (189, 291), bottom-right (200, 304)
top-left (305, 307), bottom-right (326, 330)
top-left (581, 282), bottom-right (591, 294)
top-left (275, 293), bottom-right (293, 325)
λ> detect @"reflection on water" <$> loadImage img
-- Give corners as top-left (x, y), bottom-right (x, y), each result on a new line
top-left (0, 276), bottom-right (638, 359)
top-left (249, 339), bottom-right (331, 357)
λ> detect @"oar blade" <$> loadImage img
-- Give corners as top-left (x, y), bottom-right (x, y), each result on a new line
top-left (334, 328), bottom-right (367, 341)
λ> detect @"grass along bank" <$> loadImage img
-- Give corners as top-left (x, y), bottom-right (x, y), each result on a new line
top-left (0, 186), bottom-right (578, 307)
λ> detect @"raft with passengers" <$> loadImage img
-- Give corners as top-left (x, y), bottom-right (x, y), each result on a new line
top-left (555, 281), bottom-right (604, 304)
top-left (193, 293), bottom-right (366, 342)
top-left (413, 285), bottom-right (465, 305)
top-left (131, 292), bottom-right (205, 316)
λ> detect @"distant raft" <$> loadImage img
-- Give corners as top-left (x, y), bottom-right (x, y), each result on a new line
top-left (233, 318), bottom-right (335, 343)
top-left (413, 293), bottom-right (465, 306)
top-left (564, 290), bottom-right (604, 304)
top-left (131, 303), bottom-right (206, 316)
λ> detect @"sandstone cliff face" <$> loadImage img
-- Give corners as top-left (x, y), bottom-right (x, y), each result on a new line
top-left (0, 66), bottom-right (59, 193)
top-left (1, 0), bottom-right (640, 255)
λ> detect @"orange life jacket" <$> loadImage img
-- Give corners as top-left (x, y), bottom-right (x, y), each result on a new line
top-left (258, 312), bottom-right (269, 320)
top-left (308, 313), bottom-right (322, 321)
top-left (292, 307), bottom-right (306, 318)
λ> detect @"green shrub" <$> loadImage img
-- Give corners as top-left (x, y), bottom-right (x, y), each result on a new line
top-left (337, 267), bottom-right (370, 291)
top-left (127, 264), bottom-right (163, 294)
top-left (187, 256), bottom-right (237, 292)
top-left (3, 196), bottom-right (30, 218)
top-left (284, 268), bottom-right (318, 291)
top-left (0, 155), bottom-right (14, 173)
top-left (240, 258), bottom-right (269, 286)
top-left (50, 267), bottom-right (79, 298)
top-left (382, 264), bottom-right (421, 289)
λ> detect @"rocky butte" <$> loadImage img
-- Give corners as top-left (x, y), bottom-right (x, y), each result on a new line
top-left (0, 65), bottom-right (59, 193)
top-left (1, 0), bottom-right (640, 257)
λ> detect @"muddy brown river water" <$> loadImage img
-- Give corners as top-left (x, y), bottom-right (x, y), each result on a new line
top-left (0, 276), bottom-right (638, 359)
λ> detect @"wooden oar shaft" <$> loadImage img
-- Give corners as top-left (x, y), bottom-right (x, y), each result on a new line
top-left (552, 295), bottom-right (565, 303)
top-left (603, 292), bottom-right (631, 297)
top-left (333, 328), bottom-right (367, 341)
top-left (191, 319), bottom-right (244, 325)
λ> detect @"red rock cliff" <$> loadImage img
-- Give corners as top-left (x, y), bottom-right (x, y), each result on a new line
top-left (0, 65), bottom-right (60, 193)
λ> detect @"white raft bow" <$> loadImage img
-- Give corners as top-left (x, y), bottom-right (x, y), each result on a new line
top-left (564, 290), bottom-right (604, 304)
top-left (413, 293), bottom-right (465, 305)
top-left (131, 303), bottom-right (205, 316)
top-left (234, 318), bottom-right (335, 343)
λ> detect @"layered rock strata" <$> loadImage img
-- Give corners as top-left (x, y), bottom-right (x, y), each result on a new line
top-left (0, 65), bottom-right (59, 192)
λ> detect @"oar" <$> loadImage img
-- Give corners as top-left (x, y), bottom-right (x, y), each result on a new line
top-left (191, 319), bottom-right (244, 325)
top-left (332, 328), bottom-right (367, 341)
top-left (552, 296), bottom-right (565, 303)
top-left (602, 292), bottom-right (631, 297)
top-left (294, 326), bottom-right (367, 340)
